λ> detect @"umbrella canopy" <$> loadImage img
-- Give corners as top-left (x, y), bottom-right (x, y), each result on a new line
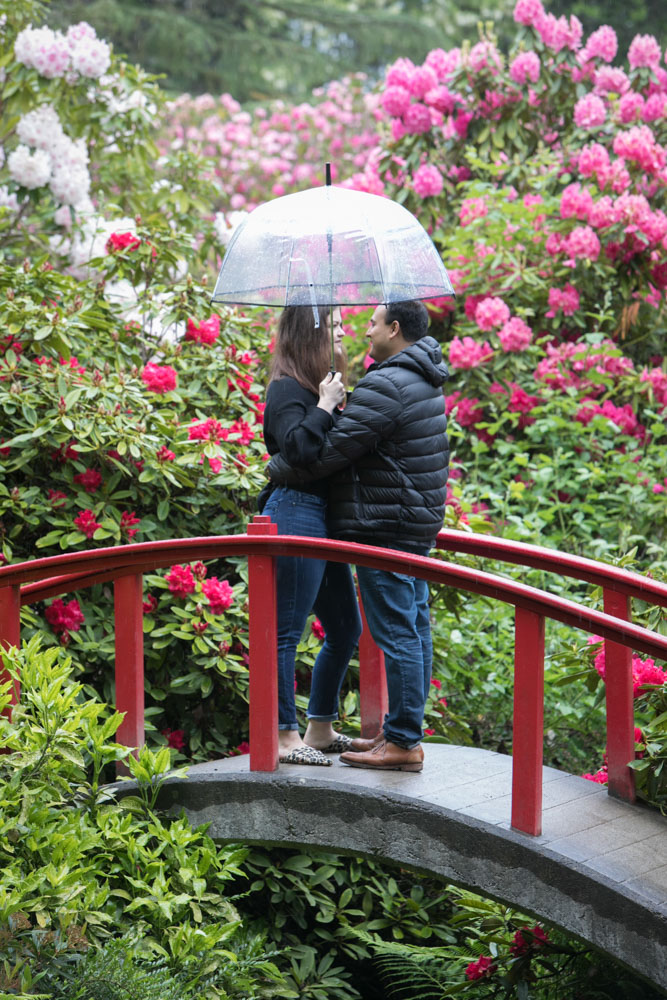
top-left (211, 183), bottom-right (455, 309)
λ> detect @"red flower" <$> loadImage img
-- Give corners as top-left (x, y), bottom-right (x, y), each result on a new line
top-left (74, 509), bottom-right (101, 539)
top-left (52, 441), bottom-right (79, 464)
top-left (162, 728), bottom-right (186, 750)
top-left (202, 576), bottom-right (234, 614)
top-left (192, 561), bottom-right (207, 581)
top-left (185, 314), bottom-right (221, 345)
top-left (156, 445), bottom-right (175, 462)
top-left (510, 925), bottom-right (550, 957)
top-left (73, 468), bottom-right (102, 494)
top-left (106, 231), bottom-right (141, 253)
top-left (141, 363), bottom-right (177, 394)
top-left (0, 439), bottom-right (11, 458)
top-left (165, 564), bottom-right (196, 598)
top-left (120, 510), bottom-right (141, 539)
top-left (311, 618), bottom-right (326, 640)
top-left (235, 741), bottom-right (250, 755)
top-left (465, 956), bottom-right (496, 981)
top-left (188, 418), bottom-right (224, 442)
top-left (143, 594), bottom-right (158, 614)
top-left (45, 597), bottom-right (85, 635)
top-left (47, 489), bottom-right (67, 507)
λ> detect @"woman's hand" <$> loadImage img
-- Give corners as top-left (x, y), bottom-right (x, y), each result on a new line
top-left (317, 371), bottom-right (345, 413)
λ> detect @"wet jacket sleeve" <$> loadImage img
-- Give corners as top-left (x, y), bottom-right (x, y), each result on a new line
top-left (268, 374), bottom-right (401, 484)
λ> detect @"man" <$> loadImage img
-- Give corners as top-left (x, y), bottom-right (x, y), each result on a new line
top-left (268, 300), bottom-right (449, 771)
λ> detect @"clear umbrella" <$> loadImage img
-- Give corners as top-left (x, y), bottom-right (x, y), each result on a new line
top-left (211, 165), bottom-right (455, 364)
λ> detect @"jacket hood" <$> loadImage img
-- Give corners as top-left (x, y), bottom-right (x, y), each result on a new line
top-left (373, 335), bottom-right (449, 388)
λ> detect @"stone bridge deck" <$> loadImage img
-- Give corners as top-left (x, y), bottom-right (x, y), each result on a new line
top-left (155, 744), bottom-right (667, 991)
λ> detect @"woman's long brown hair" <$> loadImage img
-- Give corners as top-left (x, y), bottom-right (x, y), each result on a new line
top-left (269, 306), bottom-right (347, 394)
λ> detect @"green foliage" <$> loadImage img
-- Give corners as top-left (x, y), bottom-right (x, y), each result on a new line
top-left (0, 639), bottom-right (289, 998)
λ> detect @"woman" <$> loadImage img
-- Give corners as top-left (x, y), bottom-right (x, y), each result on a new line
top-left (262, 305), bottom-right (362, 766)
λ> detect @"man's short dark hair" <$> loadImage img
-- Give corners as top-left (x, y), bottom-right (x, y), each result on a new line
top-left (385, 300), bottom-right (429, 342)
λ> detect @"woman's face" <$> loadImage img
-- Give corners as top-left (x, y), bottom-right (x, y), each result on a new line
top-left (327, 309), bottom-right (345, 348)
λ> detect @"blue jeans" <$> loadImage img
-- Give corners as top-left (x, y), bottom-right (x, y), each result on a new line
top-left (355, 563), bottom-right (432, 749)
top-left (263, 487), bottom-right (362, 730)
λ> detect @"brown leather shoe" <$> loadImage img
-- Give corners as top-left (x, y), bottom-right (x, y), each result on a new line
top-left (348, 729), bottom-right (384, 752)
top-left (339, 739), bottom-right (424, 772)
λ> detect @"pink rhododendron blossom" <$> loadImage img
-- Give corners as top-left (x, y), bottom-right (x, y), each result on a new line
top-left (562, 225), bottom-right (601, 261)
top-left (73, 468), bottom-right (102, 494)
top-left (589, 197), bottom-right (616, 231)
top-left (538, 13), bottom-right (583, 53)
top-left (106, 231), bottom-right (141, 253)
top-left (425, 47), bottom-right (460, 79)
top-left (166, 564), bottom-right (196, 598)
top-left (618, 92), bottom-right (645, 123)
top-left (513, 0), bottom-right (545, 28)
top-left (576, 400), bottom-right (641, 436)
top-left (449, 336), bottom-right (493, 369)
top-left (403, 102), bottom-right (432, 133)
top-left (498, 316), bottom-right (532, 351)
top-left (574, 93), bottom-right (606, 128)
top-left (593, 66), bottom-right (630, 95)
top-left (311, 618), bottom-right (326, 640)
top-left (560, 183), bottom-right (593, 220)
top-left (45, 597), bottom-right (85, 634)
top-left (120, 511), bottom-right (141, 539)
top-left (381, 85), bottom-right (411, 117)
top-left (424, 85), bottom-right (457, 114)
top-left (578, 142), bottom-right (610, 184)
top-left (459, 197), bottom-right (488, 226)
top-left (628, 33), bottom-right (662, 70)
top-left (202, 576), bottom-right (234, 613)
top-left (535, 341), bottom-right (633, 391)
top-left (452, 397), bottom-right (485, 426)
top-left (613, 125), bottom-right (665, 173)
top-left (468, 40), bottom-right (502, 73)
top-left (412, 163), bottom-right (443, 197)
top-left (509, 51), bottom-right (541, 85)
top-left (643, 92), bottom-right (667, 122)
top-left (581, 25), bottom-right (618, 63)
top-left (475, 297), bottom-right (510, 330)
top-left (407, 64), bottom-right (438, 98)
top-left (385, 57), bottom-right (415, 89)
top-left (185, 314), bottom-right (220, 345)
top-left (546, 284), bottom-right (580, 317)
top-left (141, 363), bottom-right (177, 394)
top-left (640, 366), bottom-right (667, 406)
top-left (74, 509), bottom-right (101, 539)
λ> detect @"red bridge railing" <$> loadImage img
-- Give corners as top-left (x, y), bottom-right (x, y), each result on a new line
top-left (1, 515), bottom-right (666, 837)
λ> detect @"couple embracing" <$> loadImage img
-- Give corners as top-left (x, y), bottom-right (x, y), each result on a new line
top-left (262, 300), bottom-right (449, 772)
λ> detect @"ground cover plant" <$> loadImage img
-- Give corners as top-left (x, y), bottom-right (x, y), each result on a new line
top-left (0, 0), bottom-right (666, 996)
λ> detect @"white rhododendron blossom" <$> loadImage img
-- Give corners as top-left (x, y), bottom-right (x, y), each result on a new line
top-left (14, 21), bottom-right (111, 80)
top-left (0, 185), bottom-right (20, 213)
top-left (16, 104), bottom-right (65, 149)
top-left (12, 106), bottom-right (92, 208)
top-left (8, 145), bottom-right (52, 189)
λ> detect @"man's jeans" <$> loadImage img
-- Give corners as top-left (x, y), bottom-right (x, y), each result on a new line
top-left (263, 487), bottom-right (362, 730)
top-left (355, 563), bottom-right (432, 749)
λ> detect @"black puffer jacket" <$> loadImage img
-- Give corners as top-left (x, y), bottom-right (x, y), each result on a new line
top-left (268, 336), bottom-right (449, 553)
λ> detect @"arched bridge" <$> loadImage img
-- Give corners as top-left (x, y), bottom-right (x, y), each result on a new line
top-left (152, 743), bottom-right (667, 992)
top-left (2, 520), bottom-right (666, 988)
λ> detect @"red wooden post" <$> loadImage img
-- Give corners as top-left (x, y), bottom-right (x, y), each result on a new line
top-left (603, 588), bottom-right (635, 803)
top-left (0, 585), bottom-right (21, 709)
top-left (114, 573), bottom-right (144, 752)
top-left (247, 515), bottom-right (279, 772)
top-left (358, 592), bottom-right (387, 738)
top-left (511, 607), bottom-right (545, 836)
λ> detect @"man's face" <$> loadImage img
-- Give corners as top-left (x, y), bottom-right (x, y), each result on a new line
top-left (367, 305), bottom-right (395, 362)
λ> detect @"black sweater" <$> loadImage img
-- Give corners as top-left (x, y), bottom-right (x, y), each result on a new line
top-left (263, 376), bottom-right (334, 498)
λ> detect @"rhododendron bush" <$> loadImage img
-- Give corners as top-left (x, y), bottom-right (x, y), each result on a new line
top-left (1, 0), bottom-right (665, 806)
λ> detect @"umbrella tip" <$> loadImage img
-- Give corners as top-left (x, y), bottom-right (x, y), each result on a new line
top-left (325, 162), bottom-right (331, 186)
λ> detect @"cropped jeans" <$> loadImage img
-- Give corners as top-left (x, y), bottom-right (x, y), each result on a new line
top-left (355, 560), bottom-right (432, 749)
top-left (263, 486), bottom-right (362, 730)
